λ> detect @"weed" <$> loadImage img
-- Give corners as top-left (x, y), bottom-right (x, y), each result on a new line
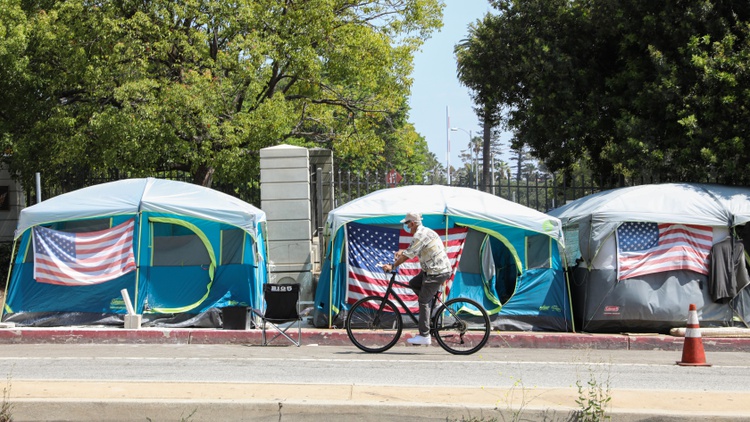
top-left (146, 408), bottom-right (196, 422)
top-left (0, 373), bottom-right (13, 422)
top-left (499, 375), bottom-right (536, 422)
top-left (573, 360), bottom-right (612, 422)
top-left (448, 416), bottom-right (499, 422)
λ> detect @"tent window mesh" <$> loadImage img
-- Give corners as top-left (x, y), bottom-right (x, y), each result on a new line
top-left (563, 225), bottom-right (580, 265)
top-left (221, 229), bottom-right (244, 265)
top-left (526, 234), bottom-right (550, 269)
top-left (152, 222), bottom-right (209, 266)
top-left (55, 219), bottom-right (111, 233)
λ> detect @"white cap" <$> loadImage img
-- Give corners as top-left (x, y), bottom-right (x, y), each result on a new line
top-left (400, 211), bottom-right (422, 224)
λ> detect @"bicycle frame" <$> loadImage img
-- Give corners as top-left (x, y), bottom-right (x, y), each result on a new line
top-left (346, 267), bottom-right (492, 354)
top-left (375, 270), bottom-right (442, 330)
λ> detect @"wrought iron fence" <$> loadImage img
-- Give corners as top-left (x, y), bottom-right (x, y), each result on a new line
top-left (331, 170), bottom-right (616, 212)
top-left (32, 166), bottom-right (732, 215)
top-left (29, 170), bottom-right (260, 208)
top-left (330, 170), bottom-right (734, 212)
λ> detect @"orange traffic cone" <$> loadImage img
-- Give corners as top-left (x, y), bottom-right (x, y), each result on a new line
top-left (676, 304), bottom-right (711, 367)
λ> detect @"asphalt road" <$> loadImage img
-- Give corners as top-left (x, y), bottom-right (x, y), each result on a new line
top-left (0, 344), bottom-right (748, 421)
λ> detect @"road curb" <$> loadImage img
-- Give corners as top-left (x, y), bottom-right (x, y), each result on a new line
top-left (0, 327), bottom-right (748, 351)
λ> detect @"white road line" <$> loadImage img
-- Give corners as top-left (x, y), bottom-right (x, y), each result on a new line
top-left (0, 356), bottom-right (746, 368)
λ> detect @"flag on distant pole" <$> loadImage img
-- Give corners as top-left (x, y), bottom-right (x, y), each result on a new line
top-left (33, 219), bottom-right (137, 286)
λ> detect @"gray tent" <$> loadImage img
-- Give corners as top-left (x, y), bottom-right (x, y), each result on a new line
top-left (548, 183), bottom-right (750, 333)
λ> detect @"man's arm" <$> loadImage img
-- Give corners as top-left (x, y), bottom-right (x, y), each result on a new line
top-left (382, 250), bottom-right (408, 272)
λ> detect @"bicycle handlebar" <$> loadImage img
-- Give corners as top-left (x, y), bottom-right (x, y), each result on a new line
top-left (380, 262), bottom-right (399, 274)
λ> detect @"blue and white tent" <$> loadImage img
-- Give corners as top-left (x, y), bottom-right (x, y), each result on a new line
top-left (3, 178), bottom-right (268, 327)
top-left (313, 185), bottom-right (572, 332)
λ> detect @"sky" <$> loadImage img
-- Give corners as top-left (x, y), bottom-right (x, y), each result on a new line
top-left (407, 1), bottom-right (499, 173)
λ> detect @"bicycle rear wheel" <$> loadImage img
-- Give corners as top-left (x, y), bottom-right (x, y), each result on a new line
top-left (346, 296), bottom-right (403, 353)
top-left (433, 297), bottom-right (491, 355)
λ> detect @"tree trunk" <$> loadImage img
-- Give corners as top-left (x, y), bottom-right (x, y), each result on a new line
top-left (481, 118), bottom-right (492, 192)
top-left (193, 164), bottom-right (215, 187)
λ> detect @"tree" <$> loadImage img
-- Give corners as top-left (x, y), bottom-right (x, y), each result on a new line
top-left (455, 0), bottom-right (750, 185)
top-left (0, 0), bottom-right (29, 156)
top-left (1, 0), bottom-right (443, 190)
top-left (455, 17), bottom-right (504, 192)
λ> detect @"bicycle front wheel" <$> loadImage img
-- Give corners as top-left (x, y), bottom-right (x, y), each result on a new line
top-left (433, 297), bottom-right (491, 355)
top-left (346, 296), bottom-right (403, 353)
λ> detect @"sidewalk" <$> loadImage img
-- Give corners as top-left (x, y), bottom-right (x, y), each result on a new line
top-left (0, 325), bottom-right (749, 351)
top-left (7, 380), bottom-right (749, 422)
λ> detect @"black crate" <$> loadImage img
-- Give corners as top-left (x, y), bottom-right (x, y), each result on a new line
top-left (221, 306), bottom-right (249, 330)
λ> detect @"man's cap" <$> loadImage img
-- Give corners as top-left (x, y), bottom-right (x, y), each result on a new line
top-left (400, 211), bottom-right (422, 224)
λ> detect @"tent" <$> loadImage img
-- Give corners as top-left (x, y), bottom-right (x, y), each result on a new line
top-left (548, 183), bottom-right (750, 333)
top-left (3, 178), bottom-right (268, 327)
top-left (312, 185), bottom-right (572, 332)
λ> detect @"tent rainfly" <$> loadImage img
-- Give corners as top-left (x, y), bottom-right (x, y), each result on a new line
top-left (3, 178), bottom-right (268, 327)
top-left (548, 183), bottom-right (750, 333)
top-left (313, 185), bottom-right (573, 332)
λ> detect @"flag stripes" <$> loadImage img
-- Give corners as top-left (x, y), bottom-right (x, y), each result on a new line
top-left (33, 219), bottom-right (137, 286)
top-left (617, 222), bottom-right (712, 280)
top-left (346, 222), bottom-right (468, 313)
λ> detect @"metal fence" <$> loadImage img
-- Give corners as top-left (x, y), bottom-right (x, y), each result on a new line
top-left (330, 170), bottom-right (742, 212)
top-left (33, 167), bottom-right (732, 215)
top-left (29, 170), bottom-right (261, 208)
top-left (332, 170), bottom-right (617, 212)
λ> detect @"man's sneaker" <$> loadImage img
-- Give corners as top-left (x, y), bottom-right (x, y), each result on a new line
top-left (407, 334), bottom-right (431, 345)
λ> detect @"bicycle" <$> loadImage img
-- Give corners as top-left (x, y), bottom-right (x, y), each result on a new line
top-left (345, 266), bottom-right (491, 355)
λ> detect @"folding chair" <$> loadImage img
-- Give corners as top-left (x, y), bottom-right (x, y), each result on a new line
top-left (251, 283), bottom-right (302, 346)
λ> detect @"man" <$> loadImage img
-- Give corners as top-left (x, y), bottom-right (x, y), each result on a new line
top-left (382, 212), bottom-right (452, 345)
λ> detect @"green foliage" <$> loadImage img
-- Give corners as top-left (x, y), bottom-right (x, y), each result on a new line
top-left (457, 1), bottom-right (750, 184)
top-left (0, 0), bottom-right (443, 189)
top-left (0, 374), bottom-right (12, 422)
top-left (573, 355), bottom-right (612, 422)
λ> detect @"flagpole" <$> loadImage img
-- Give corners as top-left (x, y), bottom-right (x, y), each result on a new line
top-left (446, 106), bottom-right (451, 185)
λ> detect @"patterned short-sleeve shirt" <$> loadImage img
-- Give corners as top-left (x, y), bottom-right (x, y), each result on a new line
top-left (402, 224), bottom-right (452, 275)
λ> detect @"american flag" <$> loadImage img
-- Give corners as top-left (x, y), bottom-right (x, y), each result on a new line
top-left (346, 222), bottom-right (468, 312)
top-left (33, 219), bottom-right (137, 286)
top-left (616, 222), bottom-right (712, 280)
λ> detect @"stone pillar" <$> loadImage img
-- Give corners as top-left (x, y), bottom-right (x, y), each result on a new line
top-left (260, 145), bottom-right (314, 304)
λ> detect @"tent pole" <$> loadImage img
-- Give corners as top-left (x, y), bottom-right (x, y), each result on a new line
top-left (560, 241), bottom-right (576, 333)
top-left (263, 221), bottom-right (270, 311)
top-left (0, 239), bottom-right (18, 321)
top-left (328, 251), bottom-right (333, 329)
top-left (443, 216), bottom-right (450, 300)
top-left (329, 228), bottom-right (339, 329)
top-left (134, 213), bottom-right (144, 314)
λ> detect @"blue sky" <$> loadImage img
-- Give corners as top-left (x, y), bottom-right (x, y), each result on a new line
top-left (407, 1), bottom-right (500, 171)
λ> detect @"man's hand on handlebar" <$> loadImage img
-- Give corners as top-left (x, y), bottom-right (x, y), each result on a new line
top-left (382, 250), bottom-right (406, 273)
